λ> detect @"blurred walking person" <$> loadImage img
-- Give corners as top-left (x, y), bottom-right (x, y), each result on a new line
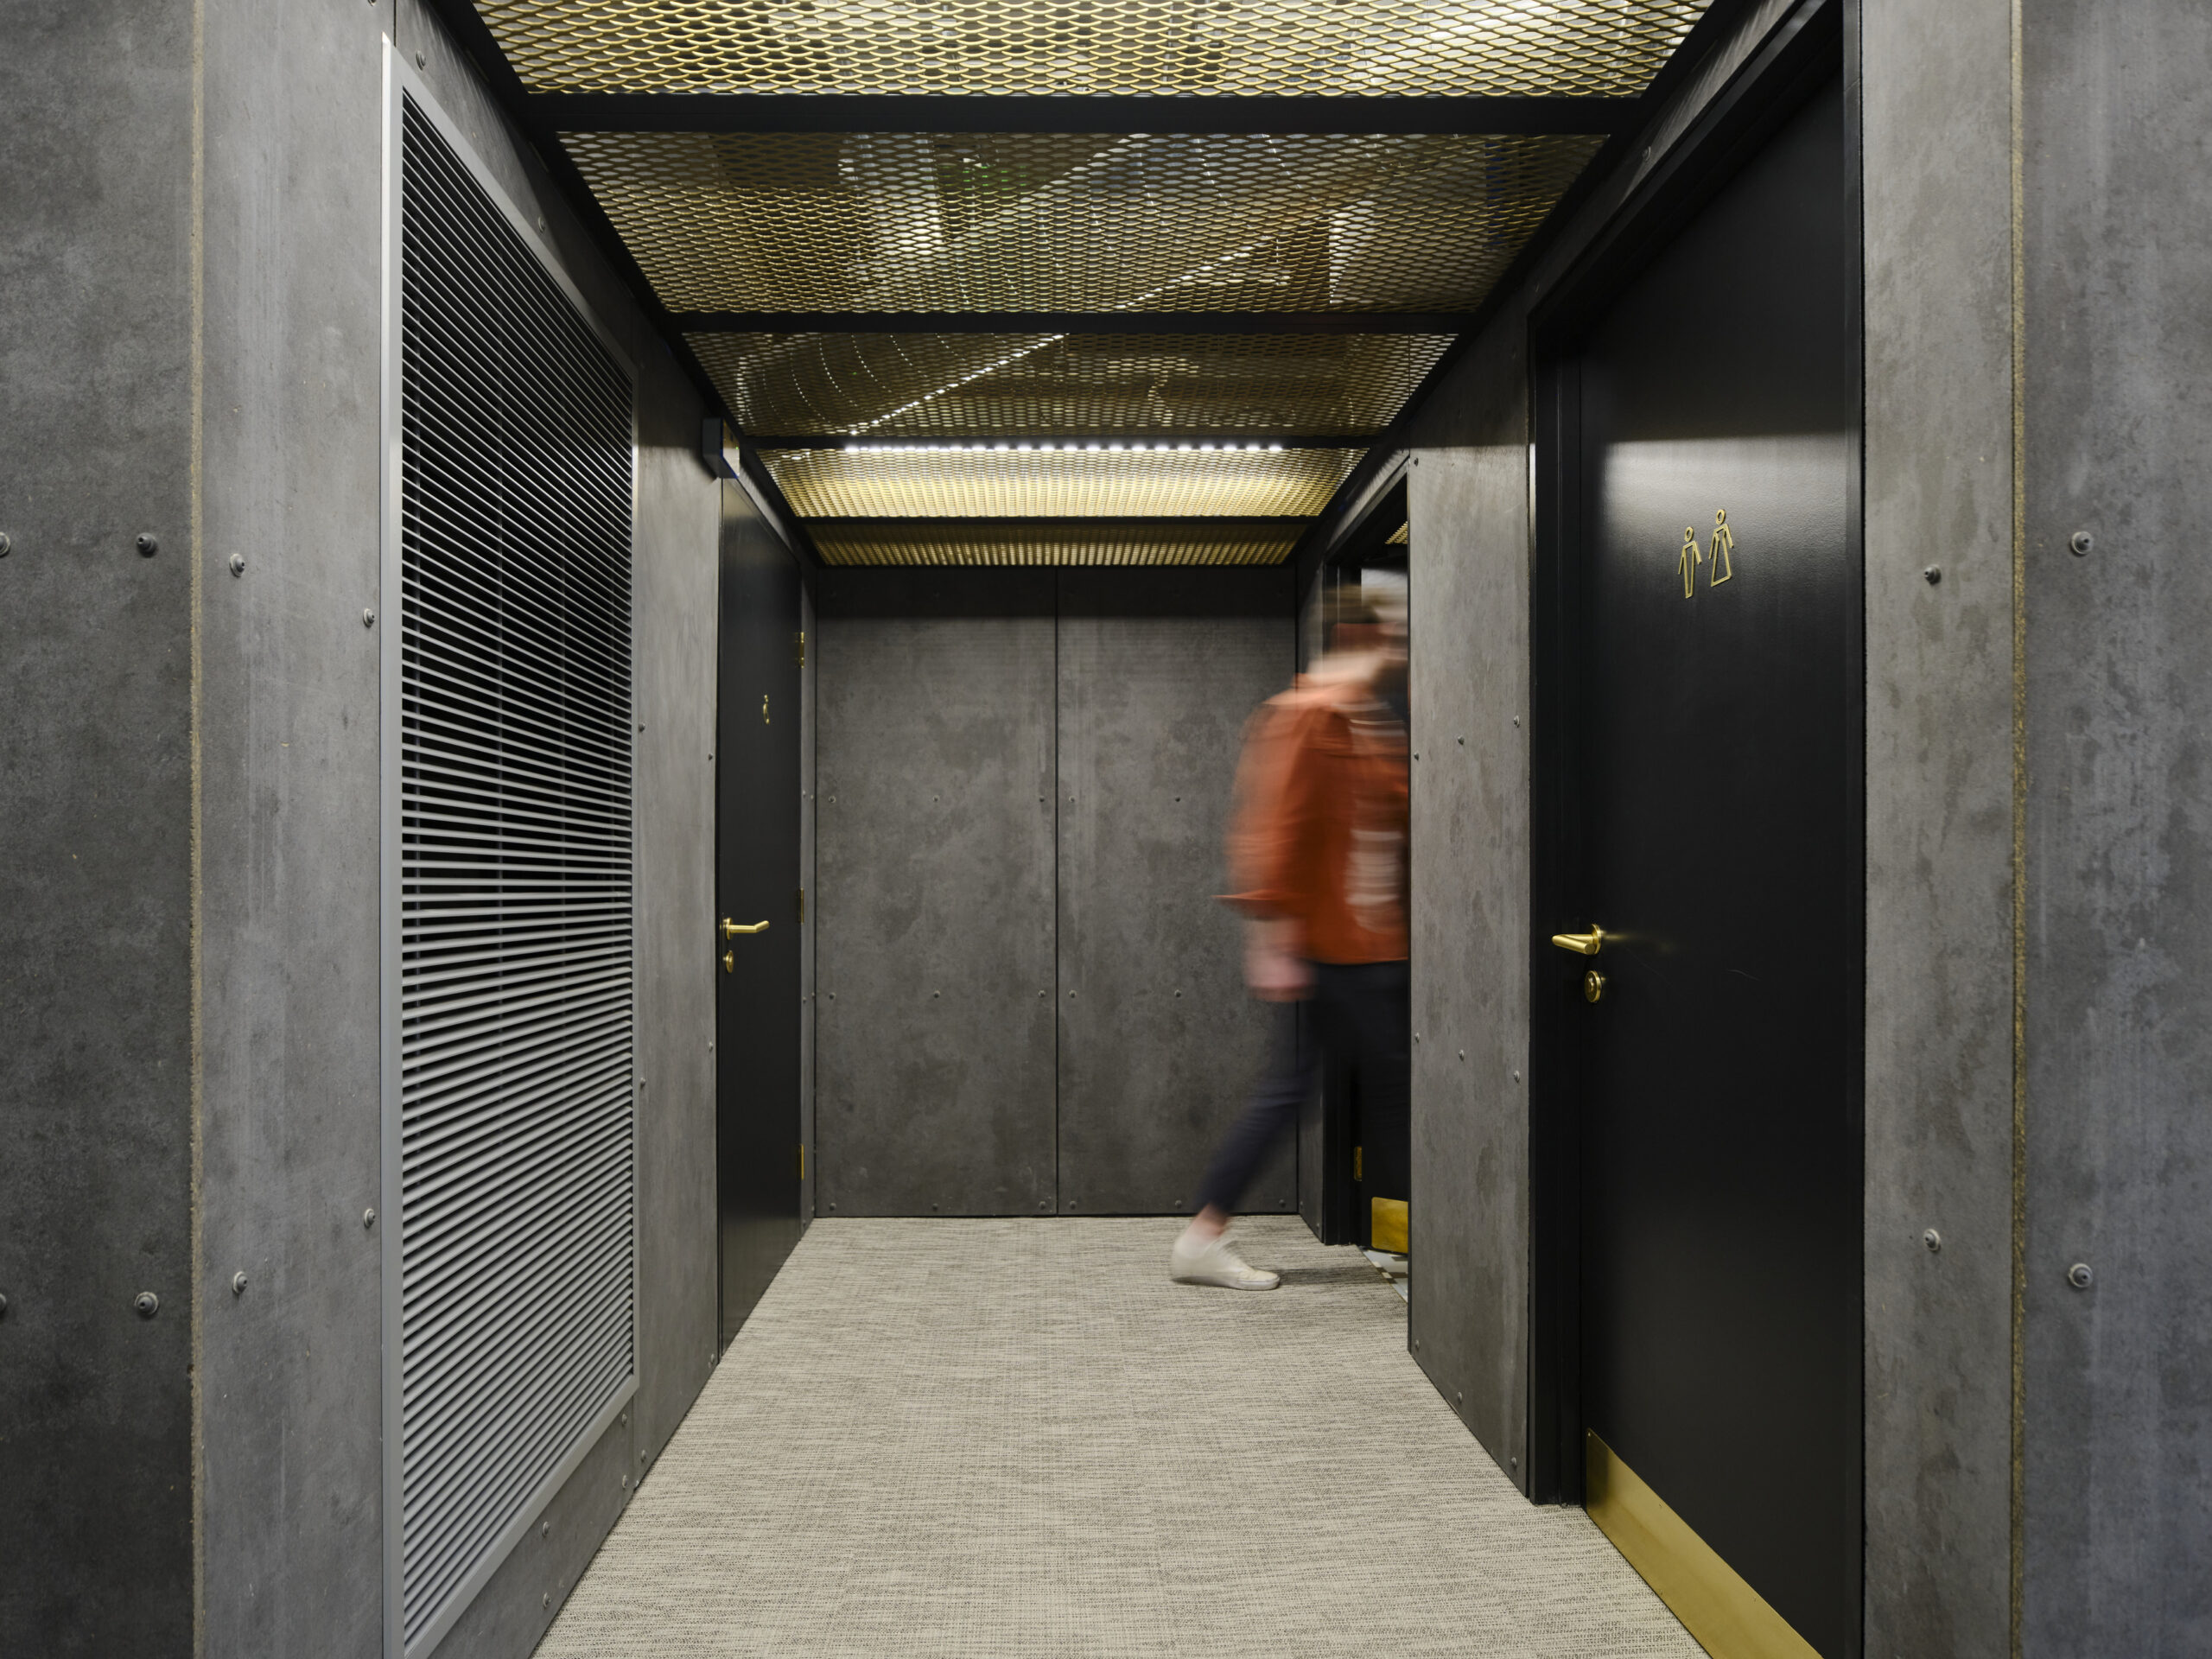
top-left (1172, 589), bottom-right (1409, 1290)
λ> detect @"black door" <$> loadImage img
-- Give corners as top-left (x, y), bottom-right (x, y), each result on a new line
top-left (1563, 79), bottom-right (1859, 1656)
top-left (716, 486), bottom-right (804, 1344)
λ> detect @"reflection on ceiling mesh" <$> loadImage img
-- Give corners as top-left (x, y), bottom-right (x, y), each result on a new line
top-left (810, 518), bottom-right (1300, 566)
top-left (763, 445), bottom-right (1362, 517)
top-left (482, 0), bottom-right (1708, 98)
top-left (688, 332), bottom-right (1452, 437)
top-left (564, 131), bottom-right (1604, 313)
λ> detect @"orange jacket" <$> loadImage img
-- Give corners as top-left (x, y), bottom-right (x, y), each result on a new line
top-left (1222, 677), bottom-right (1408, 965)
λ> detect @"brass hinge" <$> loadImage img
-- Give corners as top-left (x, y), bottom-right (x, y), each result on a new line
top-left (1353, 1145), bottom-right (1363, 1182)
top-left (797, 887), bottom-right (806, 924)
top-left (798, 1144), bottom-right (806, 1179)
top-left (794, 630), bottom-right (806, 667)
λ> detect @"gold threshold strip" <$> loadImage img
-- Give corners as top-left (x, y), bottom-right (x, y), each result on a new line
top-left (1584, 1433), bottom-right (1821, 1659)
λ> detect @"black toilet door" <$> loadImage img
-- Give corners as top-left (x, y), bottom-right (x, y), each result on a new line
top-left (715, 486), bottom-right (804, 1344)
top-left (1560, 78), bottom-right (1860, 1657)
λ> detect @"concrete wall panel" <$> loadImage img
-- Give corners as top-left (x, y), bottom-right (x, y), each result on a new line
top-left (193, 0), bottom-right (392, 1651)
top-left (187, 4), bottom-right (723, 1653)
top-left (1859, 0), bottom-right (2020, 1650)
top-left (2020, 3), bottom-right (2212, 1649)
top-left (0, 2), bottom-right (198, 1650)
top-left (1406, 396), bottom-right (1535, 1483)
top-left (800, 578), bottom-right (819, 1227)
top-left (1053, 569), bottom-right (1294, 1217)
top-left (816, 575), bottom-right (1058, 1216)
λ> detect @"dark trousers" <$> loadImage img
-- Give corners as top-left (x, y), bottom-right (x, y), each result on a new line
top-left (1193, 960), bottom-right (1410, 1218)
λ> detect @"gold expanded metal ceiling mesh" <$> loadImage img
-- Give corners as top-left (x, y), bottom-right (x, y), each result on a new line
top-left (688, 331), bottom-right (1452, 437)
top-left (763, 445), bottom-right (1362, 517)
top-left (563, 130), bottom-right (1604, 313)
top-left (810, 519), bottom-right (1300, 565)
top-left (480, 0), bottom-right (1708, 98)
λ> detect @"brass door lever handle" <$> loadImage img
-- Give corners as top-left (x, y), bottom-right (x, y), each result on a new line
top-left (721, 918), bottom-right (770, 938)
top-left (1550, 925), bottom-right (1605, 956)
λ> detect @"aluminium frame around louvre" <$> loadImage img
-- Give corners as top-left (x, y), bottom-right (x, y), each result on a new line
top-left (379, 42), bottom-right (642, 1659)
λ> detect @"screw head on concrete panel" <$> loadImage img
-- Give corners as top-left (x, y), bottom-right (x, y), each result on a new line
top-left (1923, 566), bottom-right (1942, 584)
top-left (620, 1412), bottom-right (627, 1425)
top-left (1513, 715), bottom-right (1520, 727)
top-left (364, 1207), bottom-right (378, 1228)
top-left (1458, 1050), bottom-right (1465, 1060)
top-left (0, 532), bottom-right (12, 556)
top-left (137, 534), bottom-right (158, 557)
top-left (1038, 1201), bottom-right (1048, 1211)
top-left (620, 1474), bottom-right (628, 1488)
top-left (0, 1294), bottom-right (7, 1317)
top-left (2069, 531), bottom-right (2094, 556)
top-left (1924, 1229), bottom-right (1942, 1253)
top-left (363, 608), bottom-right (376, 627)
top-left (228, 552), bottom-right (245, 576)
top-left (828, 1202), bottom-right (836, 1211)
top-left (543, 1594), bottom-right (550, 1608)
top-left (541, 1522), bottom-right (550, 1539)
top-left (232, 1271), bottom-right (248, 1295)
top-left (1512, 1071), bottom-right (1521, 1082)
top-left (2068, 1262), bottom-right (2094, 1289)
top-left (416, 50), bottom-right (426, 67)
top-left (135, 1292), bottom-right (160, 1319)
top-left (933, 990), bottom-right (939, 997)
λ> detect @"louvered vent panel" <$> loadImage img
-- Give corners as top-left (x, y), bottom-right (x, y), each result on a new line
top-left (397, 97), bottom-right (635, 1655)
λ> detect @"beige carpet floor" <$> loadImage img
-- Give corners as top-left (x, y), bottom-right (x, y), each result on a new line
top-left (538, 1217), bottom-right (1702, 1658)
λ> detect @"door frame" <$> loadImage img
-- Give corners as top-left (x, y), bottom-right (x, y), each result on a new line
top-left (1298, 478), bottom-right (1414, 1245)
top-left (1523, 0), bottom-right (1864, 1548)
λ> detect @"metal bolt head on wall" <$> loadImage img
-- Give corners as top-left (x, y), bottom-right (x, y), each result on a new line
top-left (134, 1292), bottom-right (160, 1319)
top-left (136, 534), bottom-right (158, 557)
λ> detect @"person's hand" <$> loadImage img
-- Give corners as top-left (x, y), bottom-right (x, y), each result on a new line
top-left (1244, 921), bottom-right (1312, 1001)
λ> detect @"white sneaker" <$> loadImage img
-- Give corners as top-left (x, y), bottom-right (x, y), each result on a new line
top-left (1170, 1232), bottom-right (1281, 1290)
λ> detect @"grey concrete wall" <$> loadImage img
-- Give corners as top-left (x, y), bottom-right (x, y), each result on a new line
top-left (1405, 380), bottom-right (1535, 1479)
top-left (192, 0), bottom-right (390, 1652)
top-left (0, 3), bottom-right (199, 1652)
top-left (800, 579), bottom-right (819, 1225)
top-left (815, 573), bottom-right (1059, 1216)
top-left (2018, 3), bottom-right (2212, 1649)
top-left (1053, 569), bottom-right (1294, 1217)
top-left (1860, 0), bottom-right (2019, 1651)
top-left (185, 2), bottom-right (724, 1654)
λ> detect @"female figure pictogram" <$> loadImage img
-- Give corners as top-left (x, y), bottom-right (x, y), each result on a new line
top-left (1707, 507), bottom-right (1735, 587)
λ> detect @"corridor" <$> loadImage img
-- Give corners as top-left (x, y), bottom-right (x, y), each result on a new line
top-left (540, 1220), bottom-right (1698, 1658)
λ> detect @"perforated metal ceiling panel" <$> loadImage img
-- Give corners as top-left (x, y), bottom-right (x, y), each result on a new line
top-left (480, 0), bottom-right (1707, 97)
top-left (457, 2), bottom-right (1712, 559)
top-left (810, 518), bottom-right (1301, 566)
top-left (564, 130), bottom-right (1604, 314)
top-left (763, 444), bottom-right (1362, 518)
top-left (687, 331), bottom-right (1452, 437)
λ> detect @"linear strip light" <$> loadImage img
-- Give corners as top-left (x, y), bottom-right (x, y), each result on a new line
top-left (833, 440), bottom-right (1287, 453)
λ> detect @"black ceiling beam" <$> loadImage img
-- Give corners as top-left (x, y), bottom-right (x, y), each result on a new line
top-left (749, 435), bottom-right (1367, 449)
top-left (674, 310), bottom-right (1467, 335)
top-left (528, 93), bottom-right (1632, 137)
